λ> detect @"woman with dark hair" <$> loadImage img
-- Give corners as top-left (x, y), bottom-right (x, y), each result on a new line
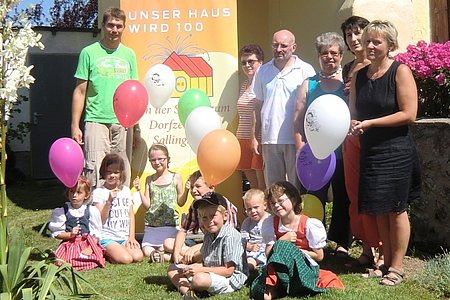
top-left (340, 16), bottom-right (384, 272)
top-left (237, 44), bottom-right (265, 189)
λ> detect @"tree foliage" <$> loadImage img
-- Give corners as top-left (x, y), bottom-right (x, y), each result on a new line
top-left (6, 0), bottom-right (98, 28)
top-left (50, 0), bottom-right (98, 28)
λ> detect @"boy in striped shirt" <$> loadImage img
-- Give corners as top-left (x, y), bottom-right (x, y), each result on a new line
top-left (167, 192), bottom-right (247, 299)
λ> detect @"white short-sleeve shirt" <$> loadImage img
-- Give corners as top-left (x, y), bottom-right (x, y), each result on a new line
top-left (92, 186), bottom-right (133, 241)
top-left (252, 56), bottom-right (315, 144)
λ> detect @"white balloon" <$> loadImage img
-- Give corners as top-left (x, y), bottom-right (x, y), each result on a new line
top-left (185, 107), bottom-right (221, 153)
top-left (304, 94), bottom-right (351, 159)
top-left (144, 64), bottom-right (175, 108)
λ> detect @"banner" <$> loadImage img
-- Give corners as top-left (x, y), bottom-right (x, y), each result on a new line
top-left (119, 0), bottom-right (239, 230)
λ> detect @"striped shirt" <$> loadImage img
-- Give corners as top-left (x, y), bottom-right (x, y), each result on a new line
top-left (201, 223), bottom-right (248, 290)
top-left (237, 80), bottom-right (260, 139)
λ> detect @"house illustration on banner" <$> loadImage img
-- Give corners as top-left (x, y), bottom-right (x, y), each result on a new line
top-left (163, 52), bottom-right (213, 98)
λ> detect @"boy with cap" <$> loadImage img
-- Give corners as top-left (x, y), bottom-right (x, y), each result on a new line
top-left (167, 192), bottom-right (247, 299)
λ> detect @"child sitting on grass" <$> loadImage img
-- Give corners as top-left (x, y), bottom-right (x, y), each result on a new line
top-left (250, 181), bottom-right (343, 299)
top-left (133, 143), bottom-right (184, 263)
top-left (167, 192), bottom-right (248, 298)
top-left (241, 188), bottom-right (270, 270)
top-left (163, 171), bottom-right (238, 264)
top-left (49, 176), bottom-right (105, 271)
top-left (93, 153), bottom-right (143, 264)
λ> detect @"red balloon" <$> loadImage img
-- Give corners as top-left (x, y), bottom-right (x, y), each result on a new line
top-left (113, 80), bottom-right (149, 128)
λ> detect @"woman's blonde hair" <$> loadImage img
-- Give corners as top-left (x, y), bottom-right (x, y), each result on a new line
top-left (362, 20), bottom-right (399, 52)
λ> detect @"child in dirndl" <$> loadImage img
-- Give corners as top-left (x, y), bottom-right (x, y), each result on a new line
top-left (48, 176), bottom-right (105, 271)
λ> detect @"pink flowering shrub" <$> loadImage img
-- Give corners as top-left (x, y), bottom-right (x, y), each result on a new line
top-left (395, 40), bottom-right (450, 118)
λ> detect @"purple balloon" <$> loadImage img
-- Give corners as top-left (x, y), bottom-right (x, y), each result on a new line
top-left (49, 138), bottom-right (84, 188)
top-left (296, 143), bottom-right (336, 191)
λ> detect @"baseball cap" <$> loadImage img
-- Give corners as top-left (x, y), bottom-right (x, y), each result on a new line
top-left (193, 192), bottom-right (228, 210)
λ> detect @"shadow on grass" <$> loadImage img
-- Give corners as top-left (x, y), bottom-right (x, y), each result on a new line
top-left (7, 179), bottom-right (66, 210)
top-left (144, 275), bottom-right (172, 286)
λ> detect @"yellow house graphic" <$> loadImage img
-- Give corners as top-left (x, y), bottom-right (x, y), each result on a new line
top-left (163, 52), bottom-right (213, 98)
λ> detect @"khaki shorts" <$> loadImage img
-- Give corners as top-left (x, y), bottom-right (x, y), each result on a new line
top-left (262, 144), bottom-right (299, 188)
top-left (207, 272), bottom-right (235, 295)
top-left (83, 122), bottom-right (130, 188)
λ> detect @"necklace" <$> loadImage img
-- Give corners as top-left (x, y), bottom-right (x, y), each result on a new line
top-left (319, 65), bottom-right (342, 79)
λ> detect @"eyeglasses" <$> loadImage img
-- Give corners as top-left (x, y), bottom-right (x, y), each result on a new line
top-left (269, 196), bottom-right (289, 207)
top-left (272, 43), bottom-right (293, 49)
top-left (319, 51), bottom-right (341, 58)
top-left (150, 157), bottom-right (167, 163)
top-left (241, 59), bottom-right (259, 66)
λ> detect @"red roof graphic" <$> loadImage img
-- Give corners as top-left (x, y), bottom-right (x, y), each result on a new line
top-left (163, 52), bottom-right (212, 77)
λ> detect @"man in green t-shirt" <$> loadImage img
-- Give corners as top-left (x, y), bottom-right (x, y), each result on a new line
top-left (71, 7), bottom-right (138, 188)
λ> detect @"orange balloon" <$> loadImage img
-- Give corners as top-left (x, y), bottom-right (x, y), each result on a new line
top-left (197, 129), bottom-right (241, 185)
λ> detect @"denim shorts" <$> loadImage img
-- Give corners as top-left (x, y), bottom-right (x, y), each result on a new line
top-left (100, 239), bottom-right (126, 248)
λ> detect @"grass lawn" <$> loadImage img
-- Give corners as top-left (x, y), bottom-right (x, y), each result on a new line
top-left (5, 179), bottom-right (442, 300)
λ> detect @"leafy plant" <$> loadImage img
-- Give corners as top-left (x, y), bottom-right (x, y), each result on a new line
top-left (412, 250), bottom-right (450, 298)
top-left (1, 1), bottom-right (94, 299)
top-left (395, 41), bottom-right (450, 118)
top-left (1, 229), bottom-right (95, 299)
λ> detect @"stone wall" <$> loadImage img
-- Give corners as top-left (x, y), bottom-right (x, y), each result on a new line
top-left (409, 119), bottom-right (450, 252)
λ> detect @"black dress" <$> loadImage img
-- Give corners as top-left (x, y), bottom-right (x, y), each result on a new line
top-left (355, 61), bottom-right (421, 214)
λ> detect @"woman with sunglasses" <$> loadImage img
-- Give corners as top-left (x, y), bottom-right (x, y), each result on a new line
top-left (236, 44), bottom-right (266, 190)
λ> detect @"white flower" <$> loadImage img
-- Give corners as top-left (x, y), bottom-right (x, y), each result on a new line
top-left (1, 1), bottom-right (44, 117)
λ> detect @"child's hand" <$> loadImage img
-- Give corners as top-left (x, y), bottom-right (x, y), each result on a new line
top-left (185, 180), bottom-right (191, 191)
top-left (247, 243), bottom-right (261, 252)
top-left (133, 176), bottom-right (141, 191)
top-left (71, 226), bottom-right (80, 236)
top-left (182, 243), bottom-right (201, 264)
top-left (109, 188), bottom-right (120, 202)
top-left (182, 263), bottom-right (201, 277)
top-left (280, 231), bottom-right (297, 243)
top-left (125, 238), bottom-right (141, 249)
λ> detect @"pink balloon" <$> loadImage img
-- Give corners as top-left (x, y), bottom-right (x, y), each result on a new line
top-left (49, 138), bottom-right (84, 187)
top-left (113, 80), bottom-right (149, 128)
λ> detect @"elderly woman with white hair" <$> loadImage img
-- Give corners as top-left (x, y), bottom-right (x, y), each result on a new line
top-left (293, 32), bottom-right (352, 258)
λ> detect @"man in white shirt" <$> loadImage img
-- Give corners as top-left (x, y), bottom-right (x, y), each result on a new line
top-left (252, 29), bottom-right (315, 188)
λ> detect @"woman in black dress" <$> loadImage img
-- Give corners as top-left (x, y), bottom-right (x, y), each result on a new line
top-left (349, 20), bottom-right (421, 286)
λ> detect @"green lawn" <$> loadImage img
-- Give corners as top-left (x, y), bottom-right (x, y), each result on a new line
top-left (5, 179), bottom-right (442, 300)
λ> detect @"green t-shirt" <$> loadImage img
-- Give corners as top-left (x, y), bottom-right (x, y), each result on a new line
top-left (74, 42), bottom-right (138, 123)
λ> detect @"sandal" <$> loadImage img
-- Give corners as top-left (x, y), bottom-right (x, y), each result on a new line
top-left (149, 249), bottom-right (165, 263)
top-left (362, 264), bottom-right (388, 279)
top-left (380, 267), bottom-right (405, 286)
top-left (182, 290), bottom-right (199, 300)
